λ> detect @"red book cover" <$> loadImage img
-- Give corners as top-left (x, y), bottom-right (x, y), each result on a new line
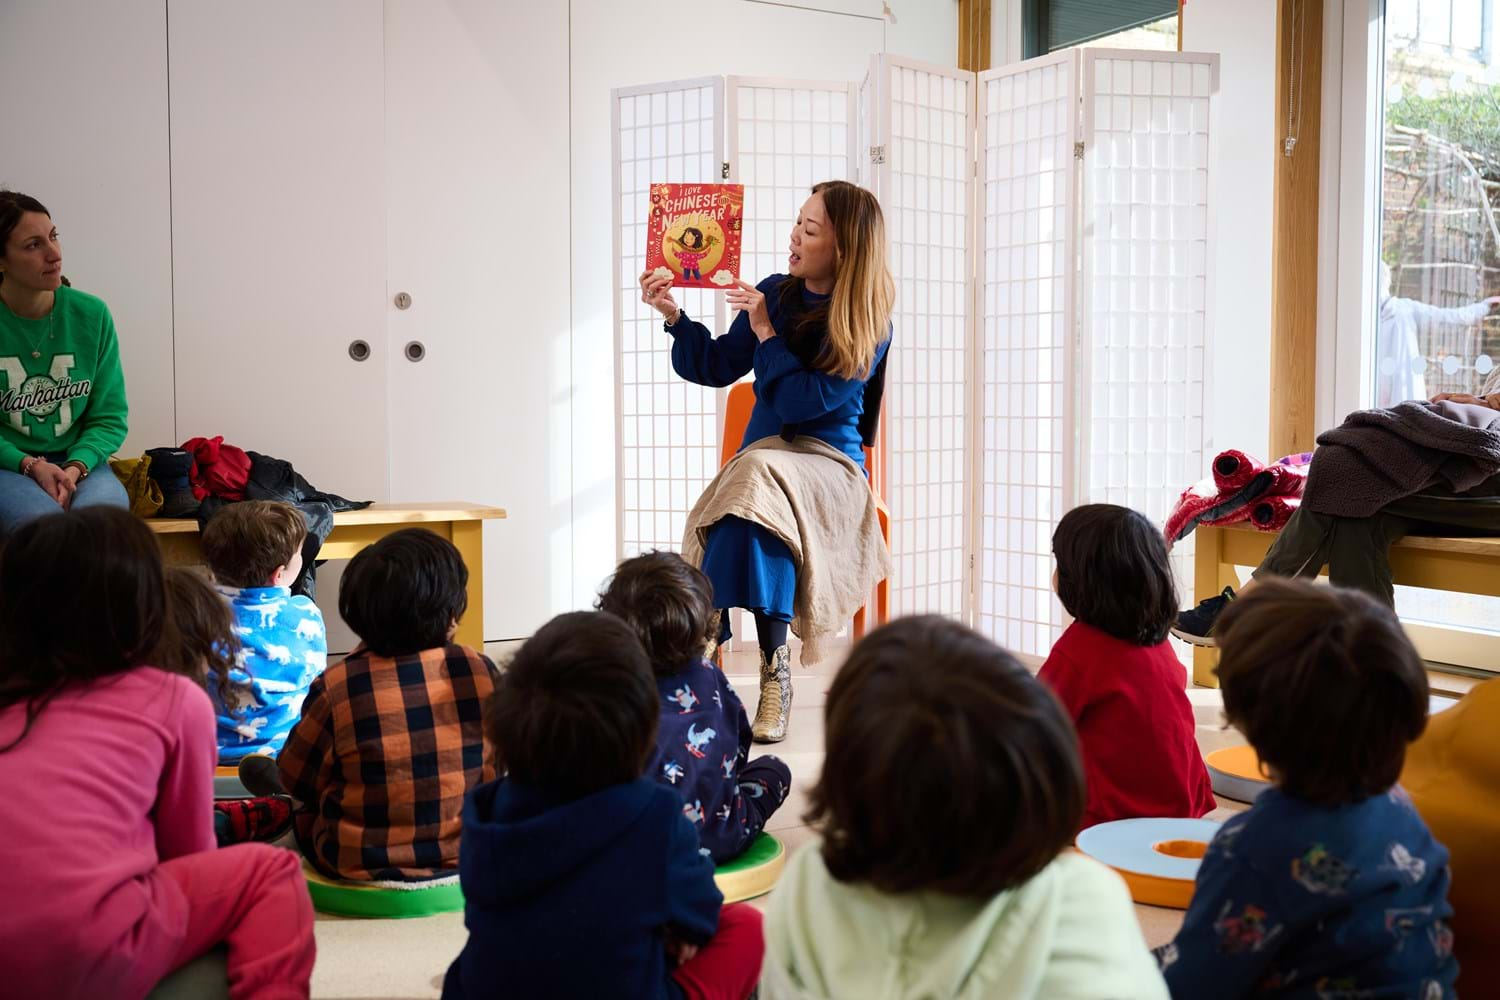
top-left (646, 183), bottom-right (744, 289)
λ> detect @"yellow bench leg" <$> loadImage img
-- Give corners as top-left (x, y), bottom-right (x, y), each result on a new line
top-left (450, 520), bottom-right (486, 650)
top-left (1192, 526), bottom-right (1223, 688)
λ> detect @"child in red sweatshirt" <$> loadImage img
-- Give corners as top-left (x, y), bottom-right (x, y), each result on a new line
top-left (1039, 504), bottom-right (1215, 830)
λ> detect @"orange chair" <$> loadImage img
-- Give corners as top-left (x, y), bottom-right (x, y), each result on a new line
top-left (718, 382), bottom-right (890, 639)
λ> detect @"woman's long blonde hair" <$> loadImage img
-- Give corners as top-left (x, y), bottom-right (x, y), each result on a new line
top-left (783, 181), bottom-right (895, 379)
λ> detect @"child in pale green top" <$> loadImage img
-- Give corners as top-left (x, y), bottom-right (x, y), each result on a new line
top-left (0, 191), bottom-right (129, 529)
top-left (763, 616), bottom-right (1168, 1000)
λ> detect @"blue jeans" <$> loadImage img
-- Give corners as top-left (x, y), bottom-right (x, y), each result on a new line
top-left (0, 465), bottom-right (129, 533)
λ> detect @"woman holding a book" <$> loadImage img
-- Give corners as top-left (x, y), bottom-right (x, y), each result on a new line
top-left (638, 180), bottom-right (893, 744)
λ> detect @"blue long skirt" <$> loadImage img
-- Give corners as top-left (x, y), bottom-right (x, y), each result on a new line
top-left (699, 515), bottom-right (796, 634)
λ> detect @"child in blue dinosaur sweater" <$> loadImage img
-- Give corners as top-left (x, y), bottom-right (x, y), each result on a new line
top-left (443, 611), bottom-right (763, 1000)
top-left (200, 500), bottom-right (327, 763)
top-left (600, 551), bottom-right (791, 863)
top-left (1157, 579), bottom-right (1457, 999)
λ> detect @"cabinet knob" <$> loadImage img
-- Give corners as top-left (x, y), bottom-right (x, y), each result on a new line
top-left (348, 340), bottom-right (371, 362)
top-left (404, 341), bottom-right (426, 363)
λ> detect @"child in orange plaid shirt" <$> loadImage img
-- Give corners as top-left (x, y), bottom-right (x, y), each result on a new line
top-left (244, 528), bottom-right (499, 881)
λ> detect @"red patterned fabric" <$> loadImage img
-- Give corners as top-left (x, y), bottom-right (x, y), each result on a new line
top-left (181, 435), bottom-right (252, 501)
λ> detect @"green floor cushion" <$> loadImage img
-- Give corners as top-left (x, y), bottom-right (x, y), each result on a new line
top-left (303, 862), bottom-right (465, 919)
top-left (714, 831), bottom-right (786, 903)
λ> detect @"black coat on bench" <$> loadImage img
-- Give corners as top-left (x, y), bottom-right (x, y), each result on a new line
top-left (197, 452), bottom-right (371, 601)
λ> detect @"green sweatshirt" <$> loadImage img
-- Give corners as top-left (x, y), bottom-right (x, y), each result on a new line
top-left (0, 285), bottom-right (129, 473)
top-left (763, 844), bottom-right (1169, 1000)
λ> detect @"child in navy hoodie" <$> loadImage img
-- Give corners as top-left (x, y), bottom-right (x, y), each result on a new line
top-left (600, 551), bottom-right (791, 863)
top-left (443, 611), bottom-right (764, 1000)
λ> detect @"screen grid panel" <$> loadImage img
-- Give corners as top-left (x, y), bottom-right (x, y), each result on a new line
top-left (975, 53), bottom-right (1077, 656)
top-left (882, 60), bottom-right (973, 618)
top-left (614, 79), bottom-right (724, 558)
top-left (729, 79), bottom-right (855, 285)
top-left (1082, 53), bottom-right (1214, 590)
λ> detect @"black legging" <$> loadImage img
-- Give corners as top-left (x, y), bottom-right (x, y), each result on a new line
top-left (716, 609), bottom-right (789, 658)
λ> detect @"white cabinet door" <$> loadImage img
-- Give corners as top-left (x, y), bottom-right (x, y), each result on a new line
top-left (167, 1), bottom-right (389, 501)
top-left (385, 0), bottom-right (572, 640)
top-left (0, 0), bottom-right (174, 456)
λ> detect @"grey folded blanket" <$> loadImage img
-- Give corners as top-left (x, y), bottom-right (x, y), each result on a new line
top-left (682, 435), bottom-right (892, 667)
top-left (1301, 401), bottom-right (1500, 518)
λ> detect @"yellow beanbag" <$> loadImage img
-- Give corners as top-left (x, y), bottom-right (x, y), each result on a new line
top-left (1402, 679), bottom-right (1500, 988)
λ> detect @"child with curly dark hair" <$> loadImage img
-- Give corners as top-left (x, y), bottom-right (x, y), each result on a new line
top-left (599, 551), bottom-right (791, 862)
top-left (1157, 579), bottom-right (1456, 999)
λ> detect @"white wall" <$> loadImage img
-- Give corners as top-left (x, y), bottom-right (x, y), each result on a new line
top-left (0, 0), bottom-right (175, 457)
top-left (567, 0), bottom-right (956, 607)
top-left (1182, 0), bottom-right (1275, 462)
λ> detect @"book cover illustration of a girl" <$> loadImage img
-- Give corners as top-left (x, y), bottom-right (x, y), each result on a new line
top-left (665, 226), bottom-right (720, 281)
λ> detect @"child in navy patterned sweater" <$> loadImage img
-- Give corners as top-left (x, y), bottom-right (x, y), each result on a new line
top-left (600, 551), bottom-right (791, 863)
top-left (1157, 578), bottom-right (1457, 999)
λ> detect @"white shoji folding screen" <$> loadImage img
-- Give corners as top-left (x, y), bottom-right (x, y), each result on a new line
top-left (613, 78), bottom-right (725, 558)
top-left (864, 55), bottom-right (975, 620)
top-left (1078, 51), bottom-right (1215, 591)
top-left (973, 50), bottom-right (1078, 655)
top-left (612, 52), bottom-right (1216, 653)
top-left (728, 78), bottom-right (857, 285)
top-left (613, 76), bottom-right (857, 561)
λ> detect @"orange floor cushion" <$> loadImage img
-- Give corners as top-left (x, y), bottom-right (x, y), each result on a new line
top-left (1401, 679), bottom-right (1500, 988)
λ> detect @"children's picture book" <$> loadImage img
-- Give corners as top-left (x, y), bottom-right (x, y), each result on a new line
top-left (645, 183), bottom-right (744, 290)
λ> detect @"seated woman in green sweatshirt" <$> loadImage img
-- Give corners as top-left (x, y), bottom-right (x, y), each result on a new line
top-left (0, 191), bottom-right (129, 531)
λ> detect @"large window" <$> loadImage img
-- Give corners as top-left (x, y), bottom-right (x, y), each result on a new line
top-left (1372, 0), bottom-right (1500, 666)
top-left (1375, 0), bottom-right (1499, 409)
top-left (1024, 0), bottom-right (1178, 57)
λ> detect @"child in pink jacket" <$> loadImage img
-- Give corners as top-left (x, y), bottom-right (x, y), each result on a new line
top-left (0, 508), bottom-right (314, 1000)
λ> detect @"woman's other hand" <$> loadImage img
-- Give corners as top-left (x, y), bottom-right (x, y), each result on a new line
top-left (726, 280), bottom-right (773, 342)
top-left (639, 270), bottom-right (681, 322)
top-left (1431, 391), bottom-right (1500, 411)
top-left (28, 460), bottom-right (75, 508)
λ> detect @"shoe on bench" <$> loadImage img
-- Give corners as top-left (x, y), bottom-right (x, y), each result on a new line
top-left (1171, 586), bottom-right (1236, 647)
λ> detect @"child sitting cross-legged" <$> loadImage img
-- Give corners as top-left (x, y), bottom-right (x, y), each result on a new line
top-left (200, 500), bottom-right (328, 764)
top-left (159, 566), bottom-right (293, 846)
top-left (599, 551), bottom-right (791, 863)
top-left (1156, 578), bottom-right (1457, 999)
top-left (1038, 504), bottom-right (1215, 829)
top-left (252, 528), bottom-right (499, 882)
top-left (764, 615), bottom-right (1168, 1000)
top-left (444, 611), bottom-right (764, 1000)
top-left (0, 509), bottom-right (314, 1000)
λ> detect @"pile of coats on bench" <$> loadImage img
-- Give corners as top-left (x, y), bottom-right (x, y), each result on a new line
top-left (1164, 449), bottom-right (1311, 546)
top-left (109, 436), bottom-right (370, 599)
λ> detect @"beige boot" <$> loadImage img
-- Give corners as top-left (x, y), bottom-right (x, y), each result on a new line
top-left (704, 610), bottom-right (724, 668)
top-left (751, 644), bottom-right (793, 743)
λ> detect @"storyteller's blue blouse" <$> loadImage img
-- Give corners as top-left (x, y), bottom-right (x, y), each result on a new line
top-left (667, 274), bottom-right (889, 467)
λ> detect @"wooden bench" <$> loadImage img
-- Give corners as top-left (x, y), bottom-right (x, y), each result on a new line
top-left (147, 502), bottom-right (507, 649)
top-left (1192, 521), bottom-right (1500, 686)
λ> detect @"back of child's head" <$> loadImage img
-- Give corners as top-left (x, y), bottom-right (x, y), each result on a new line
top-left (200, 500), bottom-right (306, 589)
top-left (158, 566), bottom-right (242, 712)
top-left (339, 528), bottom-right (468, 657)
top-left (597, 550), bottom-right (714, 676)
top-left (808, 615), bottom-right (1085, 898)
top-left (1053, 503), bottom-right (1178, 645)
top-left (487, 611), bottom-right (658, 800)
top-left (1215, 578), bottom-right (1429, 806)
top-left (0, 508), bottom-right (167, 747)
